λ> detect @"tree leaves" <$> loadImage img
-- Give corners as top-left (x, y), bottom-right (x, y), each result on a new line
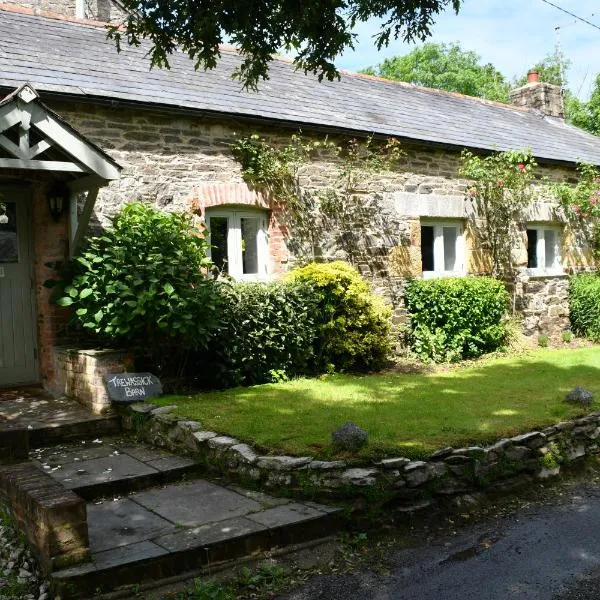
top-left (362, 42), bottom-right (511, 102)
top-left (108, 0), bottom-right (462, 90)
top-left (55, 202), bottom-right (221, 355)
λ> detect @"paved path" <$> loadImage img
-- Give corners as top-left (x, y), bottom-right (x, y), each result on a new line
top-left (280, 480), bottom-right (600, 600)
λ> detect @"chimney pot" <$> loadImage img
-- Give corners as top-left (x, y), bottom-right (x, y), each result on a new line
top-left (527, 70), bottom-right (540, 84)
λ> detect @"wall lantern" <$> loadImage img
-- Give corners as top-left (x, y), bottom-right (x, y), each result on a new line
top-left (48, 182), bottom-right (70, 222)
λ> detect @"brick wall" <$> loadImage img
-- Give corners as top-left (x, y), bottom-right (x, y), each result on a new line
top-left (0, 462), bottom-right (89, 572)
top-left (31, 182), bottom-right (71, 391)
top-left (49, 348), bottom-right (134, 413)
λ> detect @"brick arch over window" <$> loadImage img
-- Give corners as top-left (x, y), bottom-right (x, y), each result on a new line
top-left (191, 183), bottom-right (288, 277)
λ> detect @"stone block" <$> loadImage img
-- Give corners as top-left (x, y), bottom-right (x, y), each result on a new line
top-left (257, 456), bottom-right (311, 471)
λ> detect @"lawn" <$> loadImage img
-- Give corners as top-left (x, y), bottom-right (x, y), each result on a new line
top-left (156, 347), bottom-right (600, 459)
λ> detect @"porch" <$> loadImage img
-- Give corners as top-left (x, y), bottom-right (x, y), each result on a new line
top-left (0, 84), bottom-right (121, 390)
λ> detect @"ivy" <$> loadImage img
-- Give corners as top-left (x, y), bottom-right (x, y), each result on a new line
top-left (231, 133), bottom-right (404, 267)
top-left (459, 148), bottom-right (538, 280)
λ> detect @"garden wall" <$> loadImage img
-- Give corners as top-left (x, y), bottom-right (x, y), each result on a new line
top-left (514, 274), bottom-right (570, 336)
top-left (48, 347), bottom-right (134, 414)
top-left (47, 99), bottom-right (585, 334)
top-left (123, 402), bottom-right (600, 513)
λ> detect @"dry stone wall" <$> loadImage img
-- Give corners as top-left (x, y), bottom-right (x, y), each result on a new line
top-left (123, 402), bottom-right (600, 513)
top-left (48, 100), bottom-right (585, 334)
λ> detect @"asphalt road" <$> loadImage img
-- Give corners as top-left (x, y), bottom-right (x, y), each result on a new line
top-left (280, 481), bottom-right (600, 600)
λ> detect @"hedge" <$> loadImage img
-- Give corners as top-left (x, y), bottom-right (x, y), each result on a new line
top-left (404, 276), bottom-right (510, 362)
top-left (569, 274), bottom-right (600, 341)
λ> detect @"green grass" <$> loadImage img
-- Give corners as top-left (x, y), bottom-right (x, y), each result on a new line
top-left (156, 347), bottom-right (600, 459)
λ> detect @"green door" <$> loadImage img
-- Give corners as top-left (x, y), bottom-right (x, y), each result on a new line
top-left (0, 190), bottom-right (38, 386)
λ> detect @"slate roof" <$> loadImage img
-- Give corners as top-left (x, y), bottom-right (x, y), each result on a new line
top-left (2, 7), bottom-right (600, 166)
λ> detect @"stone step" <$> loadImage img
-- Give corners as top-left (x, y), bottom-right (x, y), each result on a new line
top-left (0, 390), bottom-right (121, 459)
top-left (30, 437), bottom-right (200, 500)
top-left (51, 480), bottom-right (341, 599)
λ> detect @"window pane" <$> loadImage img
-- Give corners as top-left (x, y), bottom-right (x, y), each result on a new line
top-left (545, 229), bottom-right (557, 269)
top-left (0, 202), bottom-right (18, 263)
top-left (443, 227), bottom-right (457, 272)
top-left (527, 229), bottom-right (537, 268)
top-left (209, 217), bottom-right (228, 273)
top-left (421, 226), bottom-right (434, 272)
top-left (241, 217), bottom-right (259, 275)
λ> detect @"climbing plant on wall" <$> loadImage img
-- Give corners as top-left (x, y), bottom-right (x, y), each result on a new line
top-left (231, 133), bottom-right (404, 267)
top-left (553, 162), bottom-right (600, 263)
top-left (459, 149), bottom-right (538, 279)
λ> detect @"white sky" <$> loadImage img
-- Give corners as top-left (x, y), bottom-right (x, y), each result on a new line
top-left (335, 0), bottom-right (600, 100)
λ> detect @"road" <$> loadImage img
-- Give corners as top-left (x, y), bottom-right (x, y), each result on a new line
top-left (280, 477), bottom-right (600, 600)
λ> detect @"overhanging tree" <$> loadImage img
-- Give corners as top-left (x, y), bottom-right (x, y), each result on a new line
top-left (109, 0), bottom-right (462, 89)
top-left (361, 42), bottom-right (511, 102)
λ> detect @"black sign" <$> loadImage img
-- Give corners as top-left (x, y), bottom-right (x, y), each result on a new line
top-left (104, 372), bottom-right (163, 403)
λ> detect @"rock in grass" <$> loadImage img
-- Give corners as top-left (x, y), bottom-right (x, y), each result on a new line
top-left (332, 422), bottom-right (368, 452)
top-left (565, 387), bottom-right (594, 406)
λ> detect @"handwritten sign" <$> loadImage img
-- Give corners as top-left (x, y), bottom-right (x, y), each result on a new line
top-left (104, 372), bottom-right (163, 403)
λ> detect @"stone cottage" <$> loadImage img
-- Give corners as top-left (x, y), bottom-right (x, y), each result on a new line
top-left (1, 1), bottom-right (600, 392)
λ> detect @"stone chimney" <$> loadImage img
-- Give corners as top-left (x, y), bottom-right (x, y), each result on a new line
top-left (2, 0), bottom-right (127, 23)
top-left (509, 69), bottom-right (565, 119)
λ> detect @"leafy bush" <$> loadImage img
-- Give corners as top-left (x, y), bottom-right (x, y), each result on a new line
top-left (56, 203), bottom-right (220, 361)
top-left (206, 281), bottom-right (317, 387)
top-left (569, 274), bottom-right (600, 341)
top-left (287, 261), bottom-right (392, 372)
top-left (404, 277), bottom-right (509, 362)
top-left (538, 334), bottom-right (549, 348)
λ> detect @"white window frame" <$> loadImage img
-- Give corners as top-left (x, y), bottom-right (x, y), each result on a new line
top-left (420, 220), bottom-right (465, 278)
top-left (205, 209), bottom-right (269, 280)
top-left (526, 224), bottom-right (564, 276)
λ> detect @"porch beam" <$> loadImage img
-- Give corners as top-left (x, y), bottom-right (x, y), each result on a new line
top-left (28, 139), bottom-right (52, 158)
top-left (0, 158), bottom-right (87, 172)
top-left (0, 103), bottom-right (22, 133)
top-left (30, 104), bottom-right (120, 180)
top-left (70, 187), bottom-right (99, 256)
top-left (0, 134), bottom-right (22, 158)
top-left (67, 175), bottom-right (105, 192)
top-left (18, 127), bottom-right (29, 157)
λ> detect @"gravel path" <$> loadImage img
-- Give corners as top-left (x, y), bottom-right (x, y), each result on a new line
top-left (0, 505), bottom-right (49, 600)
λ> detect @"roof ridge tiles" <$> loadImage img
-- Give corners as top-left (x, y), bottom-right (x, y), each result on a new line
top-left (0, 4), bottom-right (533, 115)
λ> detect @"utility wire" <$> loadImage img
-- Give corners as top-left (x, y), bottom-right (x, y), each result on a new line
top-left (539, 0), bottom-right (600, 32)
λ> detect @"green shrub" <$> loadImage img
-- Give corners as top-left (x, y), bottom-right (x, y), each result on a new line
top-left (287, 261), bottom-right (392, 372)
top-left (569, 274), bottom-right (600, 341)
top-left (206, 281), bottom-right (317, 387)
top-left (537, 334), bottom-right (549, 348)
top-left (562, 330), bottom-right (573, 344)
top-left (404, 277), bottom-right (509, 362)
top-left (56, 203), bottom-right (219, 363)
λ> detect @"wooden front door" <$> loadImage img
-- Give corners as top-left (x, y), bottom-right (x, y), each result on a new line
top-left (0, 189), bottom-right (38, 386)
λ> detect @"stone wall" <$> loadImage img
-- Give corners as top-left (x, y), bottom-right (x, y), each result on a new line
top-left (46, 99), bottom-right (589, 334)
top-left (48, 348), bottom-right (134, 413)
top-left (514, 274), bottom-right (570, 336)
top-left (123, 402), bottom-right (600, 513)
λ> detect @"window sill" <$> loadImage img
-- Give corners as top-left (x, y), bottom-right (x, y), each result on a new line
top-left (422, 271), bottom-right (466, 279)
top-left (523, 269), bottom-right (568, 279)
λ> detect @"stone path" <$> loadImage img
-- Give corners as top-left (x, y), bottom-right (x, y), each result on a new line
top-left (0, 388), bottom-right (120, 457)
top-left (0, 390), bottom-right (341, 598)
top-left (51, 470), bottom-right (339, 598)
top-left (30, 437), bottom-right (198, 499)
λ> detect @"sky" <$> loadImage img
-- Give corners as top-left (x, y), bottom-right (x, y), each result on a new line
top-left (335, 0), bottom-right (600, 100)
